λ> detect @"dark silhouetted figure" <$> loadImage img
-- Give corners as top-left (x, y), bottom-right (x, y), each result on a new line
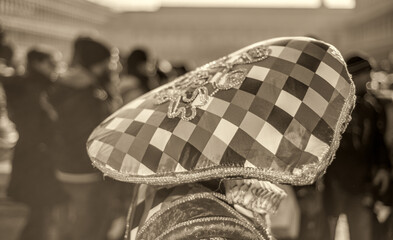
top-left (119, 48), bottom-right (160, 103)
top-left (6, 47), bottom-right (65, 240)
top-left (323, 54), bottom-right (391, 240)
top-left (49, 36), bottom-right (120, 240)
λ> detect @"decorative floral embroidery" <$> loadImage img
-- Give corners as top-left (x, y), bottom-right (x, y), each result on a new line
top-left (155, 46), bottom-right (271, 121)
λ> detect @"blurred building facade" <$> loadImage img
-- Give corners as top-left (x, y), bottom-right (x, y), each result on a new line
top-left (0, 0), bottom-right (113, 62)
top-left (1, 0), bottom-right (392, 66)
top-left (101, 7), bottom-right (353, 66)
top-left (100, 0), bottom-right (393, 66)
top-left (339, 0), bottom-right (393, 61)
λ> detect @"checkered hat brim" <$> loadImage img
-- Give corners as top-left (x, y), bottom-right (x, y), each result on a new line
top-left (87, 37), bottom-right (355, 186)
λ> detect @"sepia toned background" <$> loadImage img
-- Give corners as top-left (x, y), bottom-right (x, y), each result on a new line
top-left (1, 0), bottom-right (392, 65)
top-left (1, 1), bottom-right (392, 240)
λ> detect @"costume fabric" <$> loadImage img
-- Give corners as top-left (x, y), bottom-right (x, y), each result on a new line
top-left (86, 37), bottom-right (356, 239)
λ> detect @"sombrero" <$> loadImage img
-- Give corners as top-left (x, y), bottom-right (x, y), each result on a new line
top-left (86, 36), bottom-right (355, 186)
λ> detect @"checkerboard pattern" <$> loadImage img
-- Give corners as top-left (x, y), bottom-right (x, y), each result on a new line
top-left (87, 37), bottom-right (355, 185)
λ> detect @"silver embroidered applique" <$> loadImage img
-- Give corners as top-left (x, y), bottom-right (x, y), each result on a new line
top-left (155, 46), bottom-right (271, 121)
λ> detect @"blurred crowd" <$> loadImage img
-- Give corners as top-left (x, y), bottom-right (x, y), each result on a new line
top-left (0, 24), bottom-right (393, 240)
top-left (0, 26), bottom-right (189, 240)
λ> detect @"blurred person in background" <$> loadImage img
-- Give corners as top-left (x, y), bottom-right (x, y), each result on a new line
top-left (153, 58), bottom-right (176, 86)
top-left (0, 25), bottom-right (16, 78)
top-left (5, 46), bottom-right (65, 240)
top-left (292, 182), bottom-right (330, 240)
top-left (0, 81), bottom-right (18, 160)
top-left (119, 48), bottom-right (159, 103)
top-left (172, 63), bottom-right (189, 77)
top-left (0, 44), bottom-right (15, 78)
top-left (369, 54), bottom-right (393, 240)
top-left (0, 26), bottom-right (18, 157)
top-left (0, 38), bottom-right (18, 165)
top-left (323, 54), bottom-right (391, 240)
top-left (48, 36), bottom-right (121, 240)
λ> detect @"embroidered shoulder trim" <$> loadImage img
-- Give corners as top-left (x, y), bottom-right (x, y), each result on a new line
top-left (224, 179), bottom-right (287, 215)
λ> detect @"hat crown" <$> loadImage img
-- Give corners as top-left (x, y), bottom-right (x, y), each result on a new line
top-left (87, 37), bottom-right (355, 186)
